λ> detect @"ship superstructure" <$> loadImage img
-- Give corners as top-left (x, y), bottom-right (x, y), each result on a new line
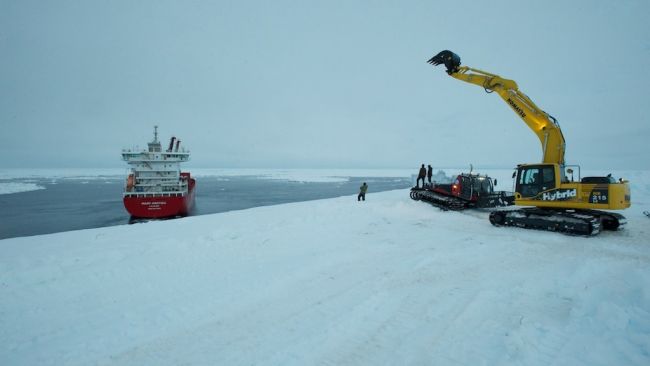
top-left (121, 126), bottom-right (196, 218)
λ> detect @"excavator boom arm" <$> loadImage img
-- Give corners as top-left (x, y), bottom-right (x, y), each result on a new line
top-left (429, 51), bottom-right (566, 165)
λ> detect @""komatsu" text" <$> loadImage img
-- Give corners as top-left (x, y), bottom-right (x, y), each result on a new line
top-left (507, 98), bottom-right (526, 119)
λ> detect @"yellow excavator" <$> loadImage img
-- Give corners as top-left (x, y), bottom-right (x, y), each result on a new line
top-left (428, 50), bottom-right (630, 236)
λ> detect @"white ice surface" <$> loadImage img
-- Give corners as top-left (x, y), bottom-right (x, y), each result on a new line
top-left (0, 168), bottom-right (126, 180)
top-left (193, 168), bottom-right (412, 183)
top-left (0, 182), bottom-right (46, 195)
top-left (2, 167), bottom-right (642, 185)
top-left (1, 179), bottom-right (649, 365)
top-left (0, 168), bottom-right (415, 183)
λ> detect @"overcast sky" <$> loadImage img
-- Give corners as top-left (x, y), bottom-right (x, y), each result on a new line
top-left (1, 0), bottom-right (648, 170)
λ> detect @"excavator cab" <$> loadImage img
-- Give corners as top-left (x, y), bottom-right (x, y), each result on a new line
top-left (514, 163), bottom-right (631, 212)
top-left (515, 164), bottom-right (557, 199)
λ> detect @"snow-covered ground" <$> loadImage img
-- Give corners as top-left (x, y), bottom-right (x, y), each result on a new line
top-left (1, 174), bottom-right (649, 365)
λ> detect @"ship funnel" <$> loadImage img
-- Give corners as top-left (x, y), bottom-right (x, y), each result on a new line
top-left (175, 140), bottom-right (181, 152)
top-left (168, 137), bottom-right (176, 152)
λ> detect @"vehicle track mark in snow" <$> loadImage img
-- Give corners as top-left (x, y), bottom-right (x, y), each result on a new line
top-left (104, 256), bottom-right (389, 365)
top-left (318, 291), bottom-right (441, 365)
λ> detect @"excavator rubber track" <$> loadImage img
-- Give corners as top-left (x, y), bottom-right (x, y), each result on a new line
top-left (488, 208), bottom-right (627, 236)
top-left (410, 188), bottom-right (513, 211)
top-left (410, 189), bottom-right (467, 211)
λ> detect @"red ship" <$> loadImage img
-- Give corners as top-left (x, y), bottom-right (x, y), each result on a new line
top-left (121, 126), bottom-right (196, 218)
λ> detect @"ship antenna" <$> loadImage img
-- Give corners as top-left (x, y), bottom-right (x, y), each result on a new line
top-left (153, 125), bottom-right (158, 143)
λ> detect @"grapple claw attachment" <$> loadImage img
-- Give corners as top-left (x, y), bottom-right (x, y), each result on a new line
top-left (427, 50), bottom-right (461, 74)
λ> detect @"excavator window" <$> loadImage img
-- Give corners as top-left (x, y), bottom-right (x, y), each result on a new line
top-left (540, 167), bottom-right (555, 192)
top-left (517, 165), bottom-right (556, 198)
top-left (519, 168), bottom-right (539, 185)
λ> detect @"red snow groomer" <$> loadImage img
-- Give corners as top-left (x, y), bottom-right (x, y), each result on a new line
top-left (410, 172), bottom-right (514, 211)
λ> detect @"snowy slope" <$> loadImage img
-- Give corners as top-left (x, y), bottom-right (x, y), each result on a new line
top-left (1, 188), bottom-right (649, 365)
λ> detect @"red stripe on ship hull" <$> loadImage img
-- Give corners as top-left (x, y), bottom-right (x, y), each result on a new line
top-left (124, 181), bottom-right (195, 218)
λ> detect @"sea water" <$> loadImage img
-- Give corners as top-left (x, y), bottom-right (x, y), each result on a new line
top-left (0, 175), bottom-right (411, 240)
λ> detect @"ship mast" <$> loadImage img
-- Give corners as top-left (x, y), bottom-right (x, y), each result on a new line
top-left (148, 125), bottom-right (162, 152)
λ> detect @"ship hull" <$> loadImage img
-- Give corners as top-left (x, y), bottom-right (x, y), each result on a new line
top-left (123, 179), bottom-right (196, 219)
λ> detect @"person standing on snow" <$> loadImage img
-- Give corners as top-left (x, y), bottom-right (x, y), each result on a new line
top-left (358, 182), bottom-right (368, 201)
top-left (416, 164), bottom-right (427, 188)
top-left (427, 164), bottom-right (433, 184)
